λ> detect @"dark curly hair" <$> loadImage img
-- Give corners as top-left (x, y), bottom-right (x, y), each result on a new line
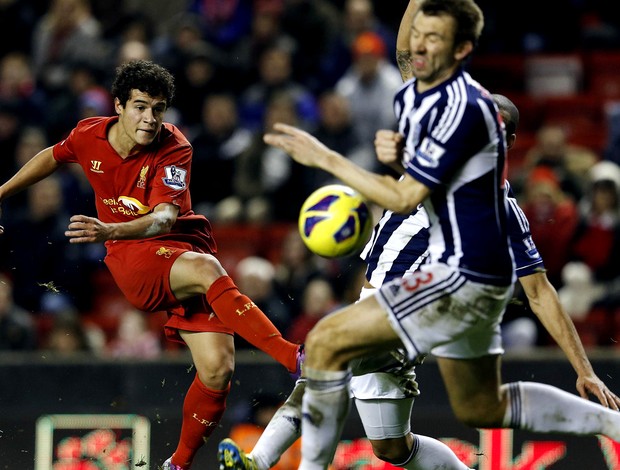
top-left (111, 60), bottom-right (176, 107)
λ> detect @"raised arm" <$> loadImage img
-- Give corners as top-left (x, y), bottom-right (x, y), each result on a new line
top-left (519, 271), bottom-right (620, 410)
top-left (396, 0), bottom-right (422, 82)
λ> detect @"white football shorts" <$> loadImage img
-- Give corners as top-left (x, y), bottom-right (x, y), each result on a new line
top-left (376, 263), bottom-right (512, 361)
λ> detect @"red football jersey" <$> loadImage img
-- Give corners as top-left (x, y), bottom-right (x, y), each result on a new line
top-left (53, 116), bottom-right (216, 252)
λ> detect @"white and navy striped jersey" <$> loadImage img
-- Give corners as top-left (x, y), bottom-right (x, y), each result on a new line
top-left (395, 68), bottom-right (514, 286)
top-left (362, 179), bottom-right (543, 287)
top-left (505, 181), bottom-right (545, 277)
top-left (360, 207), bottom-right (429, 286)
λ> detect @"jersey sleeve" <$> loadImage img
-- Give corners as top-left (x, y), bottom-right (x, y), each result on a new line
top-left (406, 102), bottom-right (490, 189)
top-left (52, 127), bottom-right (79, 164)
top-left (506, 183), bottom-right (546, 277)
top-left (148, 143), bottom-right (193, 210)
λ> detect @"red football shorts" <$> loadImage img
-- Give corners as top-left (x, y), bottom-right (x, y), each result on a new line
top-left (104, 239), bottom-right (234, 343)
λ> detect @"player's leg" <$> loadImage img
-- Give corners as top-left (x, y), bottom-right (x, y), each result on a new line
top-left (354, 390), bottom-right (470, 469)
top-left (218, 379), bottom-right (306, 470)
top-left (437, 355), bottom-right (620, 441)
top-left (301, 295), bottom-right (402, 469)
top-left (170, 252), bottom-right (301, 375)
top-left (168, 331), bottom-right (235, 469)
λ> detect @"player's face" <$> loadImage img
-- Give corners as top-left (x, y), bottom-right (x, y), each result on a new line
top-left (115, 89), bottom-right (167, 148)
top-left (409, 12), bottom-right (468, 91)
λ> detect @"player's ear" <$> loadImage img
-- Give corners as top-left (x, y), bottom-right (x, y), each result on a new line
top-left (506, 133), bottom-right (516, 150)
top-left (454, 41), bottom-right (473, 61)
top-left (114, 97), bottom-right (124, 115)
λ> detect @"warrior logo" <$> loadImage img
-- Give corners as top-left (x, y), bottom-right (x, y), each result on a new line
top-left (90, 160), bottom-right (103, 173)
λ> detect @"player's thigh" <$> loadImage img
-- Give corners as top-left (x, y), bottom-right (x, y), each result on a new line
top-left (170, 251), bottom-right (228, 300)
top-left (436, 355), bottom-right (505, 425)
top-left (180, 330), bottom-right (235, 387)
top-left (355, 396), bottom-right (414, 440)
top-left (305, 296), bottom-right (402, 370)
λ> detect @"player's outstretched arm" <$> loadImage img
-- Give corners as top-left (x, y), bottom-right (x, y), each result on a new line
top-left (519, 271), bottom-right (620, 410)
top-left (264, 123), bottom-right (429, 214)
top-left (65, 202), bottom-right (179, 243)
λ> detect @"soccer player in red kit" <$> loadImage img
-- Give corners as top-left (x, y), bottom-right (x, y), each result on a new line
top-left (0, 60), bottom-right (303, 470)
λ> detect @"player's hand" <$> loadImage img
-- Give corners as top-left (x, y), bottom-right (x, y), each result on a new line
top-left (264, 122), bottom-right (331, 168)
top-left (576, 374), bottom-right (620, 411)
top-left (375, 130), bottom-right (405, 165)
top-left (65, 214), bottom-right (113, 243)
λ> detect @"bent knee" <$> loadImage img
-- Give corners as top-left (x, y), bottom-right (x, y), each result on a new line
top-left (194, 354), bottom-right (234, 389)
top-left (305, 323), bottom-right (347, 370)
top-left (370, 438), bottom-right (411, 464)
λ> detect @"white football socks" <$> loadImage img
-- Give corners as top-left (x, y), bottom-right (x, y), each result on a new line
top-left (503, 381), bottom-right (620, 441)
top-left (299, 367), bottom-right (352, 470)
top-left (401, 433), bottom-right (472, 469)
top-left (250, 380), bottom-right (305, 470)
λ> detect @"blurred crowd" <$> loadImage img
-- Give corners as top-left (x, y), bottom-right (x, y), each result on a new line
top-left (1, 0), bottom-right (620, 356)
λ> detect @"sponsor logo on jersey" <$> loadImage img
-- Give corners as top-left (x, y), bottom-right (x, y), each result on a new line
top-left (90, 160), bottom-right (103, 173)
top-left (162, 165), bottom-right (186, 190)
top-left (137, 165), bottom-right (149, 188)
top-left (415, 137), bottom-right (444, 168)
top-left (118, 196), bottom-right (150, 215)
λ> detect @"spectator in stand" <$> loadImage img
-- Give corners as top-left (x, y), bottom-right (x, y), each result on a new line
top-left (342, 0), bottom-right (397, 64)
top-left (278, 0), bottom-right (342, 93)
top-left (187, 0), bottom-right (253, 52)
top-left (287, 277), bottom-right (340, 345)
top-left (172, 43), bottom-right (230, 129)
top-left (0, 52), bottom-right (47, 128)
top-left (107, 307), bottom-right (163, 359)
top-left (31, 0), bottom-right (107, 93)
top-left (226, 3), bottom-right (297, 93)
top-left (190, 93), bottom-right (252, 218)
top-left (335, 31), bottom-right (402, 148)
top-left (274, 227), bottom-right (326, 317)
top-left (519, 123), bottom-right (598, 202)
top-left (569, 160), bottom-right (620, 285)
top-left (0, 175), bottom-right (91, 312)
top-left (303, 90), bottom-right (376, 192)
top-left (0, 101), bottom-right (22, 186)
top-left (521, 166), bottom-right (579, 287)
top-left (234, 256), bottom-right (292, 349)
top-left (0, 273), bottom-right (37, 351)
top-left (238, 41), bottom-right (319, 133)
top-left (43, 309), bottom-right (96, 354)
top-left (231, 91), bottom-right (309, 222)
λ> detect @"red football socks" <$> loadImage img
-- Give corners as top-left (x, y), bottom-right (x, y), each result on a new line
top-left (206, 275), bottom-right (299, 373)
top-left (171, 375), bottom-right (230, 468)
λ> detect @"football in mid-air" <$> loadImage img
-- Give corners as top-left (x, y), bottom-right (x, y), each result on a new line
top-left (298, 184), bottom-right (373, 258)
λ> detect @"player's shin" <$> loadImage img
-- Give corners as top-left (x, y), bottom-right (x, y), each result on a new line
top-left (300, 368), bottom-right (352, 470)
top-left (206, 276), bottom-right (299, 373)
top-left (251, 379), bottom-right (306, 469)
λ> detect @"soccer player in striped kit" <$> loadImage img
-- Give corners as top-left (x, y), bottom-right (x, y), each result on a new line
top-left (259, 0), bottom-right (620, 468)
top-left (217, 1), bottom-right (619, 467)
